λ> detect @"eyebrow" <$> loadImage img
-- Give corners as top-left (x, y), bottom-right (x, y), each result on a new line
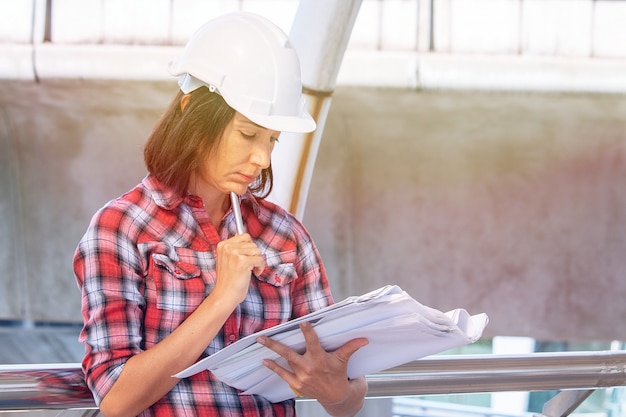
top-left (236, 118), bottom-right (280, 135)
top-left (234, 116), bottom-right (261, 128)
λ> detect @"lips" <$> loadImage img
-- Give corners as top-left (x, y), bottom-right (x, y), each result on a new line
top-left (238, 172), bottom-right (258, 183)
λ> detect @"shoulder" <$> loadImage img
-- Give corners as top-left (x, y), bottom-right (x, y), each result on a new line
top-left (92, 183), bottom-right (145, 217)
top-left (85, 182), bottom-right (155, 236)
top-left (91, 175), bottom-right (182, 225)
top-left (254, 197), bottom-right (310, 238)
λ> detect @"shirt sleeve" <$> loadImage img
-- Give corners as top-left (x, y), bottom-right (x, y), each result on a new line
top-left (73, 201), bottom-right (146, 405)
top-left (289, 218), bottom-right (335, 318)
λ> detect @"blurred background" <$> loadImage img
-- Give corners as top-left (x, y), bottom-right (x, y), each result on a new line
top-left (1, 0), bottom-right (626, 416)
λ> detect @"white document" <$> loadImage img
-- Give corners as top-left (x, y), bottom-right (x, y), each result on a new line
top-left (176, 285), bottom-right (489, 403)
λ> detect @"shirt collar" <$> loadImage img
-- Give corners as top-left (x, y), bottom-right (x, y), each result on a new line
top-left (143, 174), bottom-right (262, 216)
top-left (238, 189), bottom-right (262, 217)
top-left (143, 174), bottom-right (184, 210)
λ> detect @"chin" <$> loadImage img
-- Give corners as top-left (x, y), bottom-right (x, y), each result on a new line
top-left (230, 184), bottom-right (249, 195)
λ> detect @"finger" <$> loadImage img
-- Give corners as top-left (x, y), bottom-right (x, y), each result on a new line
top-left (261, 357), bottom-right (295, 385)
top-left (298, 321), bottom-right (324, 354)
top-left (220, 233), bottom-right (258, 251)
top-left (225, 242), bottom-right (262, 257)
top-left (217, 235), bottom-right (265, 264)
top-left (235, 241), bottom-right (266, 265)
top-left (256, 335), bottom-right (298, 362)
top-left (333, 337), bottom-right (369, 363)
top-left (231, 232), bottom-right (253, 242)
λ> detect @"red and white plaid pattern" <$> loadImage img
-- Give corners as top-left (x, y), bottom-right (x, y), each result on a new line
top-left (73, 175), bottom-right (333, 416)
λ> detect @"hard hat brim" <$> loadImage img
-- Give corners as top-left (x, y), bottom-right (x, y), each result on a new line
top-left (245, 112), bottom-right (317, 134)
top-left (173, 72), bottom-right (317, 133)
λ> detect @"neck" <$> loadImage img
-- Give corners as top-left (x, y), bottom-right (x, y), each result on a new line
top-left (188, 175), bottom-right (230, 228)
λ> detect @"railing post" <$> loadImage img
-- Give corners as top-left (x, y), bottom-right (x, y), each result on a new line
top-left (533, 389), bottom-right (594, 417)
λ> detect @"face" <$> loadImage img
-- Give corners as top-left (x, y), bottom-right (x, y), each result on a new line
top-left (194, 112), bottom-right (280, 198)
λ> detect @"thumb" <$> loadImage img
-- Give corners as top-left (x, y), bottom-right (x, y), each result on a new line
top-left (252, 264), bottom-right (266, 277)
top-left (334, 337), bottom-right (369, 363)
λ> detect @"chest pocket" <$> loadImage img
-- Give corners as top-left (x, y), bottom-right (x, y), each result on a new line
top-left (244, 249), bottom-right (298, 330)
top-left (255, 249), bottom-right (298, 287)
top-left (150, 249), bottom-right (207, 313)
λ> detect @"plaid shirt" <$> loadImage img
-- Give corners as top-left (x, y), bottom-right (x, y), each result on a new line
top-left (73, 175), bottom-right (333, 417)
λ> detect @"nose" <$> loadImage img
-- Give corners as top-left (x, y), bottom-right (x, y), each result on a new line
top-left (249, 137), bottom-right (272, 169)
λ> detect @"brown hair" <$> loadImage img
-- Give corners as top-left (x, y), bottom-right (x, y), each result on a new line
top-left (144, 87), bottom-right (274, 198)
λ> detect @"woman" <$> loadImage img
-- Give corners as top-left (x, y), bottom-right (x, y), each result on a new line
top-left (73, 11), bottom-right (368, 417)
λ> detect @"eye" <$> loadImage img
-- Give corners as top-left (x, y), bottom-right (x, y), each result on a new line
top-left (240, 131), bottom-right (256, 140)
top-left (271, 136), bottom-right (280, 144)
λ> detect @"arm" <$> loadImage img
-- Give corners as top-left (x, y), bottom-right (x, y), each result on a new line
top-left (252, 202), bottom-right (367, 414)
top-left (318, 376), bottom-right (368, 417)
top-left (257, 322), bottom-right (369, 417)
top-left (97, 288), bottom-right (239, 417)
top-left (77, 229), bottom-right (264, 417)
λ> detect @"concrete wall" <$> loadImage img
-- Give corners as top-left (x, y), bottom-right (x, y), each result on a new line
top-left (1, 80), bottom-right (625, 343)
top-left (0, 81), bottom-right (174, 323)
top-left (307, 87), bottom-right (626, 342)
top-left (2, 0), bottom-right (626, 344)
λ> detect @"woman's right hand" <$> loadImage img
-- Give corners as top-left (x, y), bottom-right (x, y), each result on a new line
top-left (96, 232), bottom-right (266, 417)
top-left (213, 233), bottom-right (266, 305)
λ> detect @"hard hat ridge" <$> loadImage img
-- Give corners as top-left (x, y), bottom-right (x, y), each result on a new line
top-left (169, 12), bottom-right (316, 133)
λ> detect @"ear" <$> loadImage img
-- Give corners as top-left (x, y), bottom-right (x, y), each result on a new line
top-left (180, 94), bottom-right (191, 112)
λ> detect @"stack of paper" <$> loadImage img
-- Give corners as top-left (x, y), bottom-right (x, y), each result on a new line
top-left (176, 285), bottom-right (489, 402)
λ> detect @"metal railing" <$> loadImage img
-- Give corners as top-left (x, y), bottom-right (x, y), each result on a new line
top-left (1, 351), bottom-right (625, 416)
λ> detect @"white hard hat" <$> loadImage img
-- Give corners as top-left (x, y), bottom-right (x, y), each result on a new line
top-left (169, 12), bottom-right (316, 133)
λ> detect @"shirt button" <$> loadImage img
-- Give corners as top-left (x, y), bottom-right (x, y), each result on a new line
top-left (228, 334), bottom-right (237, 342)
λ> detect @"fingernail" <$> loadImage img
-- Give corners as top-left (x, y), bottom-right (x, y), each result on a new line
top-left (257, 336), bottom-right (266, 345)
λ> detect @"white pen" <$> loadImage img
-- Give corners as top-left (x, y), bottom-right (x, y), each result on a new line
top-left (230, 191), bottom-right (245, 235)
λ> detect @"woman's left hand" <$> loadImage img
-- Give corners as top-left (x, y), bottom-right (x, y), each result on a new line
top-left (257, 322), bottom-right (368, 406)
